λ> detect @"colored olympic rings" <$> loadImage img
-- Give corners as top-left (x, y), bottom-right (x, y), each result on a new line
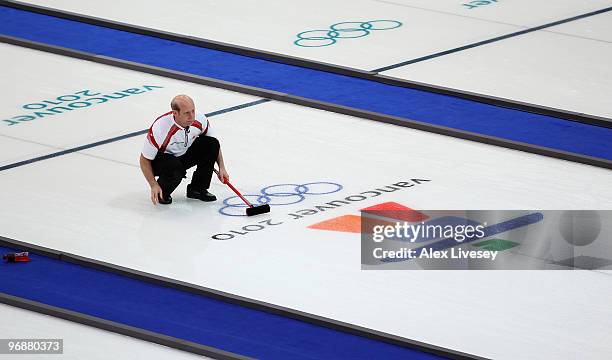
top-left (219, 182), bottom-right (343, 216)
top-left (294, 20), bottom-right (402, 47)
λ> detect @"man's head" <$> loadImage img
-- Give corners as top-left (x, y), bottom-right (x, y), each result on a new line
top-left (171, 95), bottom-right (196, 128)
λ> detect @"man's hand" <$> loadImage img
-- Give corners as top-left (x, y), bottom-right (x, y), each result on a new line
top-left (150, 183), bottom-right (164, 205)
top-left (140, 154), bottom-right (163, 205)
top-left (217, 167), bottom-right (230, 183)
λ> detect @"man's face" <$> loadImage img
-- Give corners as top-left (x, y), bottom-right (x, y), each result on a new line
top-left (173, 100), bottom-right (195, 128)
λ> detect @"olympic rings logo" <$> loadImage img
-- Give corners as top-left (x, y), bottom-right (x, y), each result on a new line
top-left (294, 20), bottom-right (402, 48)
top-left (219, 182), bottom-right (343, 216)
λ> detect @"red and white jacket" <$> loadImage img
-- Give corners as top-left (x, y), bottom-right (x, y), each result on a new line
top-left (141, 111), bottom-right (214, 160)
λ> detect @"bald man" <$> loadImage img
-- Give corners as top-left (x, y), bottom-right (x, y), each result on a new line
top-left (139, 95), bottom-right (229, 205)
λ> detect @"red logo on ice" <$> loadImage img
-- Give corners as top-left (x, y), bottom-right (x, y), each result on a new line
top-left (307, 202), bottom-right (428, 233)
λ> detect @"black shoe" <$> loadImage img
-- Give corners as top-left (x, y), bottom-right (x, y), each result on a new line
top-left (158, 194), bottom-right (172, 205)
top-left (186, 185), bottom-right (217, 202)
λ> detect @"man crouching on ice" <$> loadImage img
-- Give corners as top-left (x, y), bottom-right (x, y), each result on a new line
top-left (139, 94), bottom-right (229, 205)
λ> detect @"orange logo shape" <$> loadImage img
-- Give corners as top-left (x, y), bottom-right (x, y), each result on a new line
top-left (307, 215), bottom-right (362, 233)
top-left (361, 202), bottom-right (428, 222)
top-left (307, 202), bottom-right (429, 233)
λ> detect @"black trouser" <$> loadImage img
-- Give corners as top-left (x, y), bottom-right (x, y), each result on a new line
top-left (152, 136), bottom-right (220, 196)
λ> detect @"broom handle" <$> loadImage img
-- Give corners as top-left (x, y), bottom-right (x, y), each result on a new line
top-left (214, 169), bottom-right (254, 208)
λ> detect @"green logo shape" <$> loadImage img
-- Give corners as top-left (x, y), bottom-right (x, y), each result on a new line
top-left (472, 239), bottom-right (519, 251)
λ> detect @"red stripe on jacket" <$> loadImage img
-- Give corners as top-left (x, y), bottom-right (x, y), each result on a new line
top-left (159, 125), bottom-right (180, 153)
top-left (148, 111), bottom-right (173, 149)
top-left (147, 129), bottom-right (160, 149)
